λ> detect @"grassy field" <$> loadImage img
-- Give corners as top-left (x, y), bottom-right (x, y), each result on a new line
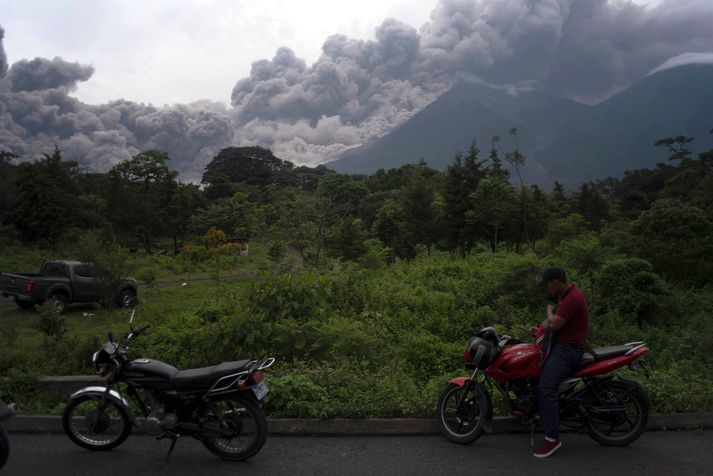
top-left (1, 246), bottom-right (712, 418)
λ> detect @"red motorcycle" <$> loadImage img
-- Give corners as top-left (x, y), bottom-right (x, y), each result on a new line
top-left (437, 325), bottom-right (650, 446)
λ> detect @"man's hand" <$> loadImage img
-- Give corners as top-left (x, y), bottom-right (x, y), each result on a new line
top-left (545, 304), bottom-right (567, 331)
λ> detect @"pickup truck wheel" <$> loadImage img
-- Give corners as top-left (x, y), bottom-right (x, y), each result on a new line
top-left (49, 294), bottom-right (68, 314)
top-left (15, 299), bottom-right (35, 311)
top-left (118, 289), bottom-right (136, 308)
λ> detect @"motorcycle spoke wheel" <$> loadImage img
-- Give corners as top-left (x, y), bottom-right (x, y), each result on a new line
top-left (202, 395), bottom-right (267, 461)
top-left (587, 379), bottom-right (649, 446)
top-left (62, 395), bottom-right (131, 450)
top-left (437, 383), bottom-right (484, 444)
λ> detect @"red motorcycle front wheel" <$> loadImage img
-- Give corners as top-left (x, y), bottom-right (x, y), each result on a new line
top-left (437, 383), bottom-right (485, 444)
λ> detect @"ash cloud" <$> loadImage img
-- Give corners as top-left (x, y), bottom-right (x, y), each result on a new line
top-left (0, 29), bottom-right (234, 180)
top-left (2, 0), bottom-right (713, 174)
top-left (0, 27), bottom-right (7, 78)
top-left (8, 57), bottom-right (94, 92)
top-left (231, 0), bottom-right (713, 163)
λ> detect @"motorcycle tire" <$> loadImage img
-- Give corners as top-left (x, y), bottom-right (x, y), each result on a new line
top-left (586, 378), bottom-right (649, 447)
top-left (201, 394), bottom-right (267, 461)
top-left (62, 394), bottom-right (131, 451)
top-left (0, 423), bottom-right (9, 471)
top-left (437, 383), bottom-right (485, 444)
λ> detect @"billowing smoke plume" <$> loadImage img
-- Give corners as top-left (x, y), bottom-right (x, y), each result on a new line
top-left (0, 30), bottom-right (234, 180)
top-left (1, 0), bottom-right (713, 176)
top-left (231, 0), bottom-right (713, 165)
top-left (8, 57), bottom-right (94, 92)
top-left (0, 27), bottom-right (7, 78)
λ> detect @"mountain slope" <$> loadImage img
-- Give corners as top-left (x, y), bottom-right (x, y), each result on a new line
top-left (533, 64), bottom-right (713, 184)
top-left (329, 64), bottom-right (713, 184)
top-left (329, 81), bottom-right (589, 178)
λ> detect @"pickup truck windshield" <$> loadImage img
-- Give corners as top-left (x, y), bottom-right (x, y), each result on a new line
top-left (41, 262), bottom-right (69, 276)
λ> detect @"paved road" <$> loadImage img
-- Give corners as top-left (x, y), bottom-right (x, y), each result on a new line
top-left (3, 431), bottom-right (711, 475)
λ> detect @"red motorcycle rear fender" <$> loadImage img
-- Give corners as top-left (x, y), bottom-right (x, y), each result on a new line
top-left (575, 346), bottom-right (648, 377)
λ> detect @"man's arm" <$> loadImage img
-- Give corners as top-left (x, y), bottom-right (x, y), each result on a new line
top-left (546, 304), bottom-right (567, 331)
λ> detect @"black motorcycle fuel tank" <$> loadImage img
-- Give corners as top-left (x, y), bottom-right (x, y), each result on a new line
top-left (123, 359), bottom-right (178, 390)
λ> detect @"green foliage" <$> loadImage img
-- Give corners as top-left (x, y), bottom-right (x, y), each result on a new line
top-left (134, 268), bottom-right (157, 287)
top-left (4, 132), bottom-right (713, 418)
top-left (545, 213), bottom-right (587, 248)
top-left (556, 234), bottom-right (611, 276)
top-left (266, 374), bottom-right (330, 418)
top-left (108, 149), bottom-right (181, 254)
top-left (35, 301), bottom-right (67, 339)
top-left (267, 240), bottom-right (286, 263)
top-left (71, 233), bottom-right (134, 307)
top-left (631, 199), bottom-right (713, 285)
top-left (10, 147), bottom-right (83, 245)
top-left (595, 258), bottom-right (668, 325)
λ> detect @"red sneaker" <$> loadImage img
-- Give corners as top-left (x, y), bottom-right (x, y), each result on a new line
top-left (533, 438), bottom-right (562, 458)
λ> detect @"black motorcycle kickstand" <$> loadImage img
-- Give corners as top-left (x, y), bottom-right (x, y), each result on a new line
top-left (157, 431), bottom-right (180, 466)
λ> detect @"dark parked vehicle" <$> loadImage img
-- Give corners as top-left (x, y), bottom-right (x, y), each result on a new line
top-left (0, 260), bottom-right (138, 313)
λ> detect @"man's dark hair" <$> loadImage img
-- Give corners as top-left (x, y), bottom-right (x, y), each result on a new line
top-left (538, 267), bottom-right (567, 286)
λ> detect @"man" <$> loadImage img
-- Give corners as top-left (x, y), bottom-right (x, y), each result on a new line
top-left (533, 267), bottom-right (589, 458)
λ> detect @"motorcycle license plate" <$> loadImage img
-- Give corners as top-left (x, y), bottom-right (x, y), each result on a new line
top-left (252, 382), bottom-right (269, 400)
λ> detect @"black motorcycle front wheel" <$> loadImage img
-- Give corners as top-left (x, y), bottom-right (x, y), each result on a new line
top-left (62, 394), bottom-right (132, 450)
top-left (0, 423), bottom-right (9, 470)
top-left (437, 383), bottom-right (486, 444)
top-left (201, 394), bottom-right (267, 461)
top-left (586, 379), bottom-right (649, 446)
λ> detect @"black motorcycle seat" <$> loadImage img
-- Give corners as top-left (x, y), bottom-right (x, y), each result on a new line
top-left (590, 345), bottom-right (634, 360)
top-left (172, 360), bottom-right (252, 391)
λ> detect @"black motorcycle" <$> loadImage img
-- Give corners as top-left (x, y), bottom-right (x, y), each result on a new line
top-left (62, 301), bottom-right (274, 462)
top-left (1, 399), bottom-right (18, 470)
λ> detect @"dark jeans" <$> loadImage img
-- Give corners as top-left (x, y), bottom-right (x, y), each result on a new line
top-left (538, 342), bottom-right (585, 439)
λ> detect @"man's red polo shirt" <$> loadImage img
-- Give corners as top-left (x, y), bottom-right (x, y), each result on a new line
top-left (555, 284), bottom-right (589, 346)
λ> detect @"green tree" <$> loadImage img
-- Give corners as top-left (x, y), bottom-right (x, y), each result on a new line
top-left (202, 227), bottom-right (243, 304)
top-left (400, 165), bottom-right (439, 257)
top-left (631, 199), bottom-right (713, 285)
top-left (202, 146), bottom-right (293, 198)
top-left (443, 142), bottom-right (487, 255)
top-left (190, 192), bottom-right (259, 239)
top-left (505, 128), bottom-right (531, 249)
top-left (11, 147), bottom-right (81, 245)
top-left (108, 150), bottom-right (179, 253)
top-left (467, 175), bottom-right (517, 252)
top-left (72, 232), bottom-right (134, 309)
top-left (573, 183), bottom-right (610, 231)
top-left (595, 258), bottom-right (668, 325)
top-left (372, 199), bottom-right (403, 253)
top-left (654, 135), bottom-right (694, 162)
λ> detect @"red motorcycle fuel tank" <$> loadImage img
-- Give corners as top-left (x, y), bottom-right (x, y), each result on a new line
top-left (484, 343), bottom-right (541, 382)
top-left (123, 358), bottom-right (178, 390)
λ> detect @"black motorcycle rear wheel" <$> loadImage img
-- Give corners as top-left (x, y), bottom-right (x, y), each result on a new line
top-left (201, 394), bottom-right (267, 461)
top-left (437, 383), bottom-right (485, 444)
top-left (586, 379), bottom-right (649, 446)
top-left (62, 394), bottom-right (131, 450)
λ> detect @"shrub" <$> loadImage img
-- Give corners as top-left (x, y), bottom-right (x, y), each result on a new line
top-left (35, 301), bottom-right (66, 339)
top-left (595, 258), bottom-right (668, 325)
top-left (134, 268), bottom-right (157, 287)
